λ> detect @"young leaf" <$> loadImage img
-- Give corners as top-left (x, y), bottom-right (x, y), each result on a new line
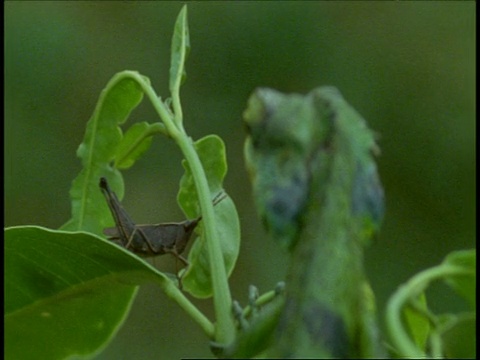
top-left (177, 135), bottom-right (240, 298)
top-left (114, 122), bottom-right (155, 170)
top-left (402, 293), bottom-right (430, 352)
top-left (169, 5), bottom-right (190, 95)
top-left (4, 226), bottom-right (180, 360)
top-left (61, 72), bottom-right (150, 235)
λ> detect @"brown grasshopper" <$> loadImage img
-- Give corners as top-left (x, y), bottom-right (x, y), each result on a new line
top-left (99, 177), bottom-right (224, 266)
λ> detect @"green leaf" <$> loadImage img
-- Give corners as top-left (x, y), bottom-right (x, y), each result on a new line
top-left (114, 122), bottom-right (155, 169)
top-left (402, 292), bottom-right (430, 352)
top-left (169, 5), bottom-right (190, 93)
top-left (442, 249), bottom-right (476, 309)
top-left (61, 72), bottom-right (150, 234)
top-left (5, 226), bottom-right (175, 360)
top-left (439, 312), bottom-right (476, 358)
top-left (177, 135), bottom-right (240, 298)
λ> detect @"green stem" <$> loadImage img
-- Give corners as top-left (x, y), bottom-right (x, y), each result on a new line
top-left (146, 122), bottom-right (168, 136)
top-left (172, 88), bottom-right (184, 130)
top-left (120, 71), bottom-right (182, 139)
top-left (174, 136), bottom-right (235, 344)
top-left (117, 70), bottom-right (235, 344)
top-left (162, 278), bottom-right (215, 338)
top-left (386, 264), bottom-right (471, 358)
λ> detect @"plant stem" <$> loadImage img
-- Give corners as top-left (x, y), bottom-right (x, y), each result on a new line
top-left (162, 279), bottom-right (215, 338)
top-left (386, 263), bottom-right (471, 357)
top-left (122, 71), bottom-right (235, 344)
top-left (124, 71), bottom-right (183, 139)
top-left (174, 136), bottom-right (236, 344)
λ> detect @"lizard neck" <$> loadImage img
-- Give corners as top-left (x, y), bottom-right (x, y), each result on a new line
top-left (275, 133), bottom-right (371, 358)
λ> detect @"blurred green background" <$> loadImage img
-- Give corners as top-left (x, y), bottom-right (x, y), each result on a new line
top-left (5, 2), bottom-right (475, 359)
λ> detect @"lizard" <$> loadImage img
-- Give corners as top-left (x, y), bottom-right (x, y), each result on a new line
top-left (243, 86), bottom-right (385, 358)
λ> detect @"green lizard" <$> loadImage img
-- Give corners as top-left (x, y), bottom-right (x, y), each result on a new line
top-left (243, 87), bottom-right (385, 358)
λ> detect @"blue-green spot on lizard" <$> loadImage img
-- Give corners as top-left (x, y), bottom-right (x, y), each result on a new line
top-left (244, 87), bottom-right (385, 358)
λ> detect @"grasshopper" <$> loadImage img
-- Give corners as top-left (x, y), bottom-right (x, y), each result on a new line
top-left (99, 177), bottom-right (224, 266)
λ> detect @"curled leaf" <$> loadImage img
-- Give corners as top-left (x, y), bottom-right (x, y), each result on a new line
top-left (61, 72), bottom-right (150, 234)
top-left (177, 135), bottom-right (240, 298)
